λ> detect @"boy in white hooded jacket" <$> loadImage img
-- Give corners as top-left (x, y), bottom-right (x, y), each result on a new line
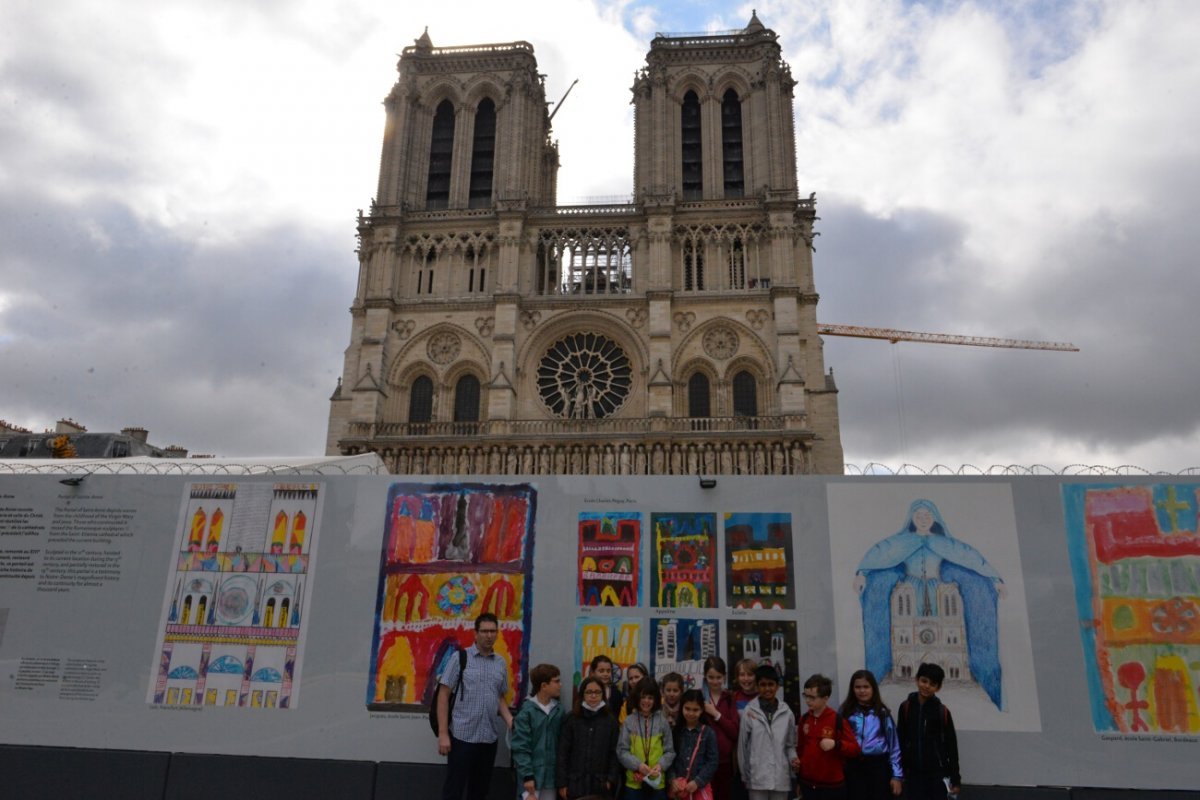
top-left (736, 665), bottom-right (798, 800)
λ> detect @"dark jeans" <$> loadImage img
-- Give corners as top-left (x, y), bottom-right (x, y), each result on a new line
top-left (623, 785), bottom-right (667, 800)
top-left (797, 784), bottom-right (846, 800)
top-left (901, 773), bottom-right (947, 800)
top-left (442, 735), bottom-right (499, 800)
top-left (845, 756), bottom-right (892, 800)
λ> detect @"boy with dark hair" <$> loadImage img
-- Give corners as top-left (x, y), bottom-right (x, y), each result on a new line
top-left (737, 665), bottom-right (797, 800)
top-left (796, 674), bottom-right (860, 799)
top-left (512, 664), bottom-right (564, 800)
top-left (897, 663), bottom-right (960, 799)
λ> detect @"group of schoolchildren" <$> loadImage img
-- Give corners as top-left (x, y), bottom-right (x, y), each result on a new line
top-left (511, 655), bottom-right (960, 800)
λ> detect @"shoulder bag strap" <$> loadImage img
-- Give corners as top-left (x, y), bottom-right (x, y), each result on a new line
top-left (454, 648), bottom-right (467, 699)
top-left (685, 724), bottom-right (706, 779)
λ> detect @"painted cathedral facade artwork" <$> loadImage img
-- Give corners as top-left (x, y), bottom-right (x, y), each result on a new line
top-left (148, 483), bottom-right (323, 709)
top-left (856, 500), bottom-right (1004, 709)
top-left (327, 14), bottom-right (843, 475)
top-left (889, 580), bottom-right (970, 683)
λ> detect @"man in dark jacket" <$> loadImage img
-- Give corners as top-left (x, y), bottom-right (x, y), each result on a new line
top-left (897, 663), bottom-right (960, 799)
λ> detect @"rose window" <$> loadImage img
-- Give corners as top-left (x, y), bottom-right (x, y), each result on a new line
top-left (702, 325), bottom-right (739, 360)
top-left (427, 332), bottom-right (461, 365)
top-left (537, 333), bottom-right (632, 419)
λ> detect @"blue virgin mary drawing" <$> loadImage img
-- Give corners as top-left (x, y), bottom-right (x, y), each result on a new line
top-left (854, 499), bottom-right (1005, 708)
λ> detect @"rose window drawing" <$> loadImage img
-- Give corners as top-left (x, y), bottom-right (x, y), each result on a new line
top-left (436, 575), bottom-right (478, 616)
top-left (536, 333), bottom-right (632, 419)
top-left (215, 576), bottom-right (256, 625)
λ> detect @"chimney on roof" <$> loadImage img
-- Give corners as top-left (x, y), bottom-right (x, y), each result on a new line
top-left (163, 445), bottom-right (189, 458)
top-left (56, 418), bottom-right (87, 434)
top-left (121, 426), bottom-right (149, 443)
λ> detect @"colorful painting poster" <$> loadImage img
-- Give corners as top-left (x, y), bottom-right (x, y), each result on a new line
top-left (828, 484), bottom-right (1040, 731)
top-left (724, 512), bottom-right (794, 609)
top-left (1063, 483), bottom-right (1200, 734)
top-left (366, 482), bottom-right (536, 711)
top-left (574, 616), bottom-right (641, 689)
top-left (148, 482), bottom-right (324, 709)
top-left (578, 511), bottom-right (641, 606)
top-left (650, 512), bottom-right (717, 608)
top-left (725, 619), bottom-right (799, 710)
top-left (651, 617), bottom-right (718, 689)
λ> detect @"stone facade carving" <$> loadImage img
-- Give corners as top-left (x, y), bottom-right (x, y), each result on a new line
top-left (427, 332), bottom-right (461, 364)
top-left (702, 326), bottom-right (739, 360)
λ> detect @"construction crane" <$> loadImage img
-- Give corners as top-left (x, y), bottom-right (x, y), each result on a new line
top-left (818, 324), bottom-right (1078, 352)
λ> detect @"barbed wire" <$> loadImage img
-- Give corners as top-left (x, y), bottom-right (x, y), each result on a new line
top-left (4, 460), bottom-right (1197, 478)
top-left (844, 463), bottom-right (1200, 476)
top-left (0, 461), bottom-right (388, 476)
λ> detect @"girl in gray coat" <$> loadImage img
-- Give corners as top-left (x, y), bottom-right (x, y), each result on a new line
top-left (736, 666), bottom-right (798, 800)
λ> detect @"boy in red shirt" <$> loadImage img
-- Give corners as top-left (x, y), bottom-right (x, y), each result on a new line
top-left (796, 674), bottom-right (860, 799)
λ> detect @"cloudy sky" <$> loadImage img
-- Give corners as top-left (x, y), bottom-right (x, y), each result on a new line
top-left (2, 0), bottom-right (1198, 472)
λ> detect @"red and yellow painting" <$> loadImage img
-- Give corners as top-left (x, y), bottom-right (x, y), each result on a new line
top-left (366, 483), bottom-right (536, 711)
top-left (1064, 483), bottom-right (1200, 734)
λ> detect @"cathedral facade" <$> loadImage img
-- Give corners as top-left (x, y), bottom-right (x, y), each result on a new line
top-left (327, 14), bottom-right (844, 475)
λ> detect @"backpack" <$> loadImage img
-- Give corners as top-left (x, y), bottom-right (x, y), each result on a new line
top-left (428, 648), bottom-right (468, 737)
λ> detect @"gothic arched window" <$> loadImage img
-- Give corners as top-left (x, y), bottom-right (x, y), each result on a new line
top-left (687, 373), bottom-right (711, 417)
top-left (732, 370), bottom-right (757, 417)
top-left (469, 98), bottom-right (496, 208)
top-left (728, 237), bottom-right (745, 289)
top-left (681, 90), bottom-right (702, 200)
top-left (454, 374), bottom-right (481, 424)
top-left (409, 376), bottom-right (434, 424)
top-left (683, 240), bottom-right (704, 291)
top-left (418, 248), bottom-right (436, 295)
top-left (722, 88), bottom-right (744, 198)
top-left (426, 100), bottom-right (455, 210)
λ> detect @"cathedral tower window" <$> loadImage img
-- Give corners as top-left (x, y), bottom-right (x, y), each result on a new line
top-left (418, 249), bottom-right (436, 295)
top-left (426, 100), bottom-right (455, 210)
top-left (728, 237), bottom-right (745, 289)
top-left (289, 510), bottom-right (306, 553)
top-left (681, 90), bottom-right (702, 201)
top-left (271, 511), bottom-right (287, 553)
top-left (454, 374), bottom-right (481, 430)
top-left (205, 507), bottom-right (223, 553)
top-left (464, 246), bottom-right (486, 294)
top-left (732, 371), bottom-right (757, 417)
top-left (683, 240), bottom-right (704, 291)
top-left (687, 373), bottom-right (711, 418)
top-left (721, 89), bottom-right (743, 198)
top-left (469, 98), bottom-right (496, 208)
top-left (409, 376), bottom-right (434, 425)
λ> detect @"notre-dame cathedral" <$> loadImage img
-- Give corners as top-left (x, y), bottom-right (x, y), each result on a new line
top-left (327, 13), bottom-right (844, 475)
